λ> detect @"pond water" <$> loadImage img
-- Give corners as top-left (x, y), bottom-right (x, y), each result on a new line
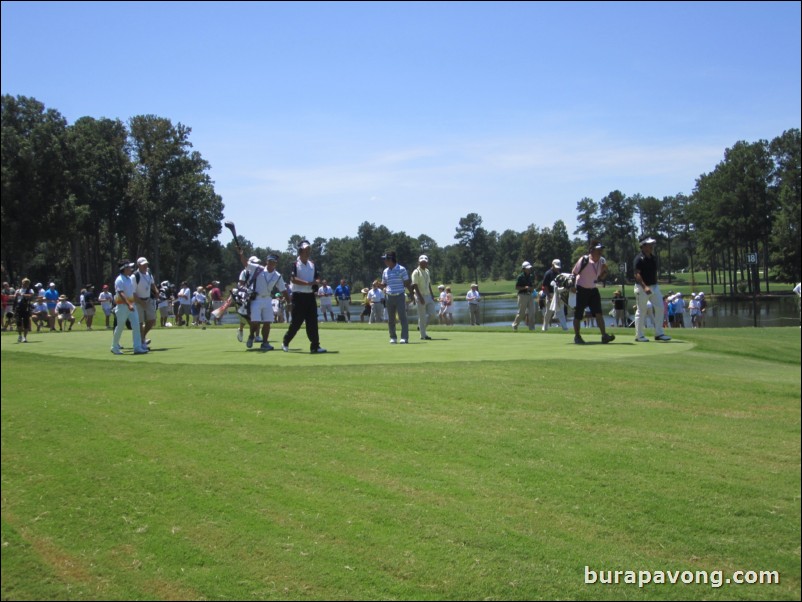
top-left (451, 295), bottom-right (801, 328)
top-left (219, 295), bottom-right (800, 328)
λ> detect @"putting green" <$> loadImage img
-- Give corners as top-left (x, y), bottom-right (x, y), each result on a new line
top-left (1, 325), bottom-right (691, 366)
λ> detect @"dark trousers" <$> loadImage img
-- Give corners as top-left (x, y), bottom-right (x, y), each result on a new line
top-left (283, 293), bottom-right (320, 351)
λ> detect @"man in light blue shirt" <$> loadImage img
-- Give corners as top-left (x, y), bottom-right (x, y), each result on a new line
top-left (111, 260), bottom-right (149, 355)
top-left (381, 250), bottom-right (414, 344)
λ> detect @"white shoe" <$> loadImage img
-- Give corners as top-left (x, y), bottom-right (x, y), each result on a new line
top-left (237, 330), bottom-right (243, 343)
top-left (635, 336), bottom-right (650, 342)
top-left (389, 338), bottom-right (397, 344)
top-left (282, 344), bottom-right (289, 352)
top-left (313, 347), bottom-right (327, 353)
top-left (400, 339), bottom-right (408, 344)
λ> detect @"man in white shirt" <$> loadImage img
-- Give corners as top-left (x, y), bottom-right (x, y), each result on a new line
top-left (176, 281), bottom-right (193, 326)
top-left (282, 241), bottom-right (326, 353)
top-left (133, 257), bottom-right (159, 348)
top-left (367, 281), bottom-right (385, 323)
top-left (317, 279), bottom-right (335, 322)
top-left (466, 283), bottom-right (482, 326)
top-left (238, 251), bottom-right (289, 350)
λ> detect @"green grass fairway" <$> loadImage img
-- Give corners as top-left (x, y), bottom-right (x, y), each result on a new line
top-left (2, 326), bottom-right (800, 601)
top-left (3, 324), bottom-right (689, 366)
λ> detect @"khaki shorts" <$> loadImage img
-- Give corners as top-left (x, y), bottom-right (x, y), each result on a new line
top-left (136, 298), bottom-right (157, 322)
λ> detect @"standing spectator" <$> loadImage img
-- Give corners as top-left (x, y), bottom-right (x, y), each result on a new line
top-left (689, 294), bottom-right (702, 328)
top-left (43, 282), bottom-right (59, 331)
top-left (77, 288), bottom-right (87, 326)
top-left (633, 236), bottom-right (671, 342)
top-left (317, 279), bottom-right (335, 322)
top-left (442, 286), bottom-right (454, 326)
top-left (666, 293), bottom-right (676, 328)
top-left (272, 293), bottom-right (285, 323)
top-left (697, 292), bottom-right (708, 327)
top-left (335, 278), bottom-right (352, 322)
top-left (208, 281), bottom-right (223, 325)
top-left (176, 281), bottom-right (193, 326)
top-left (368, 280), bottom-right (385, 323)
top-left (612, 290), bottom-right (628, 327)
top-left (158, 281), bottom-right (173, 326)
top-left (411, 255), bottom-right (438, 340)
top-left (238, 251), bottom-right (289, 350)
top-left (133, 258), bottom-right (159, 347)
top-left (2, 282), bottom-right (14, 331)
top-left (283, 282), bottom-right (293, 324)
top-left (14, 278), bottom-right (35, 343)
top-left (572, 241), bottom-right (615, 344)
top-left (98, 284), bottom-right (114, 329)
top-left (437, 284), bottom-right (448, 324)
top-left (672, 293), bottom-right (686, 328)
top-left (192, 286), bottom-right (208, 328)
top-left (111, 260), bottom-right (149, 355)
top-left (283, 241), bottom-right (327, 353)
top-left (466, 283), bottom-right (482, 326)
top-left (512, 261), bottom-right (537, 331)
top-left (82, 284), bottom-right (97, 330)
top-left (381, 250), bottom-right (414, 344)
top-left (55, 295), bottom-right (76, 331)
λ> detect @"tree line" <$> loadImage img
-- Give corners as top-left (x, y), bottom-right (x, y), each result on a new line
top-left (2, 94), bottom-right (799, 298)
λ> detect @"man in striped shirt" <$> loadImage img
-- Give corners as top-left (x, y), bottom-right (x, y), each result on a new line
top-left (381, 250), bottom-right (415, 344)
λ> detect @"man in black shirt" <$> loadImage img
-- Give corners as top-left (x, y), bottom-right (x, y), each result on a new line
top-left (633, 236), bottom-right (671, 342)
top-left (512, 261), bottom-right (537, 331)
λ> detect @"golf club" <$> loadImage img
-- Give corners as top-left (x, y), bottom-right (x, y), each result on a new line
top-left (224, 220), bottom-right (242, 253)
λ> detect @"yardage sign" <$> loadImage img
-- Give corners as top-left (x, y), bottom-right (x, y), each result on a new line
top-left (747, 253), bottom-right (758, 264)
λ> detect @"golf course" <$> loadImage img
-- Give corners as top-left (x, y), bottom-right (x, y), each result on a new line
top-left (1, 324), bottom-right (799, 600)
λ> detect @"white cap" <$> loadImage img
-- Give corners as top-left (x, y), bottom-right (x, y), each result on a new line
top-left (137, 257), bottom-right (149, 265)
top-left (552, 259), bottom-right (561, 268)
top-left (419, 255), bottom-right (429, 263)
top-left (522, 261), bottom-right (532, 270)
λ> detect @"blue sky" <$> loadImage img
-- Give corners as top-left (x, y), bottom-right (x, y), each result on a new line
top-left (2, 1), bottom-right (800, 251)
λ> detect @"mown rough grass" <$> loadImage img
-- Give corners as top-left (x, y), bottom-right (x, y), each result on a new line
top-left (1, 328), bottom-right (799, 600)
